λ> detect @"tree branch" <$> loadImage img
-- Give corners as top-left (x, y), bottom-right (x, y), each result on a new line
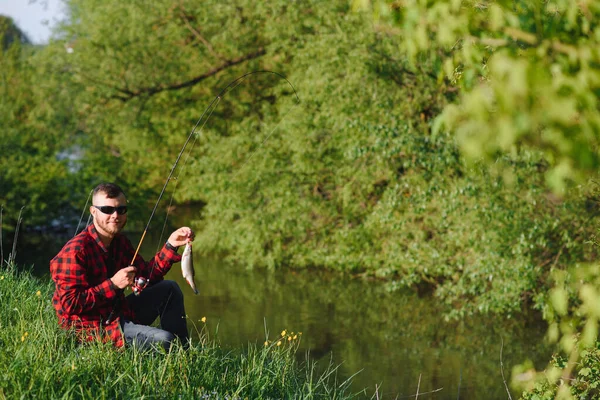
top-left (110, 47), bottom-right (266, 101)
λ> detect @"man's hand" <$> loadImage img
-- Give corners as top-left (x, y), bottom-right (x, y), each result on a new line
top-left (167, 226), bottom-right (195, 248)
top-left (111, 266), bottom-right (137, 289)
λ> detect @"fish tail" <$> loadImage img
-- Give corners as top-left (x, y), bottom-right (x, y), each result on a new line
top-left (186, 278), bottom-right (199, 295)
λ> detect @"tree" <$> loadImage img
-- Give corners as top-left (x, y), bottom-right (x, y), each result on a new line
top-left (0, 16), bottom-right (77, 232)
top-left (35, 0), bottom-right (298, 227)
top-left (355, 0), bottom-right (600, 192)
top-left (0, 16), bottom-right (30, 49)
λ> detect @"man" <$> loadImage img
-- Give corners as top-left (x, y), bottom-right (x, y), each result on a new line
top-left (50, 182), bottom-right (194, 350)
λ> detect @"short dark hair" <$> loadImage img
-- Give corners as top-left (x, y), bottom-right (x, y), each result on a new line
top-left (93, 182), bottom-right (125, 199)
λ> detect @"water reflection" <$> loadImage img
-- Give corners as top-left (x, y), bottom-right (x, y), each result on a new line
top-left (15, 231), bottom-right (553, 399)
top-left (161, 253), bottom-right (552, 399)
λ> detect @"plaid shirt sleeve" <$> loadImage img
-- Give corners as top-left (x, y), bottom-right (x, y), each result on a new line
top-left (114, 236), bottom-right (182, 283)
top-left (51, 240), bottom-right (120, 316)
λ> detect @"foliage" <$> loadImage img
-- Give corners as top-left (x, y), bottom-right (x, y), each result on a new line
top-left (357, 0), bottom-right (600, 193)
top-left (515, 259), bottom-right (600, 399)
top-left (2, 0), bottom-right (599, 323)
top-left (0, 18), bottom-right (83, 231)
top-left (0, 262), bottom-right (357, 399)
top-left (0, 16), bottom-right (30, 49)
top-left (518, 344), bottom-right (600, 400)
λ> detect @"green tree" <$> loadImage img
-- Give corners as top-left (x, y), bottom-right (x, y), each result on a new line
top-left (36, 0), bottom-right (291, 227)
top-left (0, 16), bottom-right (78, 232)
top-left (0, 15), bottom-right (30, 49)
top-left (356, 0), bottom-right (600, 192)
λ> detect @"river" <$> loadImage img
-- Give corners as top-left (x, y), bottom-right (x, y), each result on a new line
top-left (13, 228), bottom-right (553, 399)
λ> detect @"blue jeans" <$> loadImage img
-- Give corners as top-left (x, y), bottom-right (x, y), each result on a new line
top-left (120, 280), bottom-right (188, 351)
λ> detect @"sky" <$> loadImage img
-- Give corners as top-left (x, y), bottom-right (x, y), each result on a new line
top-left (0, 0), bottom-right (66, 44)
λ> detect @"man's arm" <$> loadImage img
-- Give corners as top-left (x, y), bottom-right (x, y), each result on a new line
top-left (129, 241), bottom-right (181, 282)
top-left (51, 252), bottom-right (120, 315)
top-left (123, 227), bottom-right (191, 281)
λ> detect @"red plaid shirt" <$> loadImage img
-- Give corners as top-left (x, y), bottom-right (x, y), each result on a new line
top-left (50, 223), bottom-right (181, 347)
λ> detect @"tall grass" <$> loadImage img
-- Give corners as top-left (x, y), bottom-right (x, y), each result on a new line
top-left (0, 262), bottom-right (358, 399)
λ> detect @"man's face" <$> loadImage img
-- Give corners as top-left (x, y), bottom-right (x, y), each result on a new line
top-left (90, 192), bottom-right (128, 239)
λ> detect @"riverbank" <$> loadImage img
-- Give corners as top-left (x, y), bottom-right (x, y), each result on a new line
top-left (0, 262), bottom-right (357, 399)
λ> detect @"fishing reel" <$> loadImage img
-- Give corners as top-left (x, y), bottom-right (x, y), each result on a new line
top-left (132, 276), bottom-right (148, 296)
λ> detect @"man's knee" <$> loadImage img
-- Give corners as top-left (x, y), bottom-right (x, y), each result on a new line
top-left (153, 330), bottom-right (176, 350)
top-left (163, 280), bottom-right (184, 302)
top-left (122, 320), bottom-right (177, 351)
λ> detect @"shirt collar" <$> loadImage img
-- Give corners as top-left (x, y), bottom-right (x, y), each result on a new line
top-left (87, 223), bottom-right (110, 253)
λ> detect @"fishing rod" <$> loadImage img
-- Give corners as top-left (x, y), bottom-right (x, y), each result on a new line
top-left (131, 70), bottom-right (300, 295)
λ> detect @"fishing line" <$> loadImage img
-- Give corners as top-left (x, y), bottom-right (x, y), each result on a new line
top-left (232, 100), bottom-right (299, 179)
top-left (154, 97), bottom-right (221, 254)
top-left (153, 72), bottom-right (267, 252)
top-left (155, 84), bottom-right (300, 252)
top-left (74, 189), bottom-right (93, 237)
top-left (133, 70), bottom-right (300, 281)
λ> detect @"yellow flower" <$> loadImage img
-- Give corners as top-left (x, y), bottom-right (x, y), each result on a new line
top-left (293, 335), bottom-right (298, 340)
top-left (21, 336), bottom-right (25, 342)
top-left (24, 332), bottom-right (29, 337)
top-left (288, 336), bottom-right (292, 341)
top-left (36, 290), bottom-right (41, 297)
top-left (0, 276), bottom-right (4, 280)
top-left (281, 330), bottom-right (287, 337)
top-left (264, 341), bottom-right (269, 346)
top-left (277, 341), bottom-right (282, 346)
top-left (201, 316), bottom-right (207, 323)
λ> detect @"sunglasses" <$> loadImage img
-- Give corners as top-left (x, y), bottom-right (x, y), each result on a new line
top-left (92, 205), bottom-right (128, 215)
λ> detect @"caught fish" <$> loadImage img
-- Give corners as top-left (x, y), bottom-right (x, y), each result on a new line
top-left (181, 242), bottom-right (199, 295)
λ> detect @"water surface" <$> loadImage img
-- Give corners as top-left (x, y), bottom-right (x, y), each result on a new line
top-left (163, 253), bottom-right (551, 399)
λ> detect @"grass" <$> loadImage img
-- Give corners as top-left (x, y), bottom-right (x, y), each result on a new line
top-left (0, 261), bottom-right (358, 399)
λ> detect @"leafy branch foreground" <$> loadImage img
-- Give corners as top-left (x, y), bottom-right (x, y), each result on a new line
top-left (0, 263), bottom-right (357, 399)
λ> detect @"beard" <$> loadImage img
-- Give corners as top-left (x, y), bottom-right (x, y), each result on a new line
top-left (95, 217), bottom-right (127, 238)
